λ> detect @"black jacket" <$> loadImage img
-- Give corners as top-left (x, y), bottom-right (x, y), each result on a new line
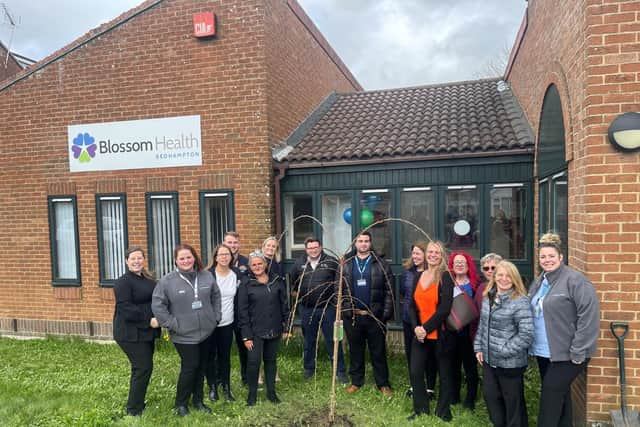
top-left (341, 250), bottom-right (394, 322)
top-left (408, 270), bottom-right (455, 349)
top-left (290, 252), bottom-right (339, 308)
top-left (113, 271), bottom-right (160, 342)
top-left (237, 273), bottom-right (289, 341)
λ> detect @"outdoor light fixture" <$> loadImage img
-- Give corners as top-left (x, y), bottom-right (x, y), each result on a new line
top-left (608, 112), bottom-right (640, 152)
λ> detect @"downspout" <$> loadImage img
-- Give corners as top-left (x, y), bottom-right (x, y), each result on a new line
top-left (274, 161), bottom-right (289, 237)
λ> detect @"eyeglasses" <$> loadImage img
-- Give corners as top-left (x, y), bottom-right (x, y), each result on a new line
top-left (217, 253), bottom-right (231, 258)
top-left (482, 266), bottom-right (496, 272)
top-left (249, 250), bottom-right (265, 259)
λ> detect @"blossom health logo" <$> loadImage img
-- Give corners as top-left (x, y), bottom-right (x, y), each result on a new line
top-left (71, 132), bottom-right (97, 163)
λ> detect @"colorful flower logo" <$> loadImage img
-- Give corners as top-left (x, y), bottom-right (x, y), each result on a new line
top-left (71, 132), bottom-right (97, 163)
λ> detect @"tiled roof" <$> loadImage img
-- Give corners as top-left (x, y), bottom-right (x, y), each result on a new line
top-left (277, 78), bottom-right (534, 165)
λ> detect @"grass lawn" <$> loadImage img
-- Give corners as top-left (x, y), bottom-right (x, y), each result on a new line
top-left (0, 335), bottom-right (540, 426)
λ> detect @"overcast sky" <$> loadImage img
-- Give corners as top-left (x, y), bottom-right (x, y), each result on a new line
top-left (0, 0), bottom-right (527, 90)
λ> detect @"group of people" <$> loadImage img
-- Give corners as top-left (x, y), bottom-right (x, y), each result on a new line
top-left (112, 232), bottom-right (288, 416)
top-left (112, 229), bottom-right (600, 427)
top-left (403, 233), bottom-right (599, 427)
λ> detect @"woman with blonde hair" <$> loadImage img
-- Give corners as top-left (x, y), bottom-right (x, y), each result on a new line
top-left (261, 236), bottom-right (284, 278)
top-left (407, 241), bottom-right (456, 422)
top-left (529, 233), bottom-right (599, 427)
top-left (474, 260), bottom-right (533, 427)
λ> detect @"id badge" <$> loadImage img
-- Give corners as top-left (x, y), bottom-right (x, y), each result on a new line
top-left (357, 279), bottom-right (367, 287)
top-left (192, 300), bottom-right (203, 310)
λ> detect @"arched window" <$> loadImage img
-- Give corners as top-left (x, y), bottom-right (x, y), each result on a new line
top-left (537, 85), bottom-right (568, 257)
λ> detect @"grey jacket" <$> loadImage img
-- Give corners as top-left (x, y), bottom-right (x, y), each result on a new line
top-left (474, 289), bottom-right (533, 369)
top-left (528, 263), bottom-right (599, 363)
top-left (152, 270), bottom-right (221, 344)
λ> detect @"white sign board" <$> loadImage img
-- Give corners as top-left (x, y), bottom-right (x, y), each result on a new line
top-left (68, 115), bottom-right (202, 172)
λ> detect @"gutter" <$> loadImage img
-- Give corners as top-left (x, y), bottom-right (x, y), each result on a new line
top-left (273, 162), bottom-right (289, 237)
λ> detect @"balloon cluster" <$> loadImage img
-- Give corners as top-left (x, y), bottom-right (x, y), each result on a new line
top-left (342, 207), bottom-right (375, 227)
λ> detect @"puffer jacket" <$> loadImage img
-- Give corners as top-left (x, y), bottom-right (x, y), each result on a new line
top-left (399, 265), bottom-right (420, 323)
top-left (341, 250), bottom-right (394, 322)
top-left (152, 270), bottom-right (221, 344)
top-left (474, 289), bottom-right (534, 369)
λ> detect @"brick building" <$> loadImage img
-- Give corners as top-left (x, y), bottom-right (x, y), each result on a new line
top-left (506, 0), bottom-right (640, 424)
top-left (0, 0), bottom-right (359, 336)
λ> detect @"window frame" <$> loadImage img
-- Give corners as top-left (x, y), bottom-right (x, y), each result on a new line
top-left (282, 192), bottom-right (316, 259)
top-left (47, 195), bottom-right (82, 286)
top-left (199, 189), bottom-right (235, 266)
top-left (146, 192), bottom-right (180, 279)
top-left (96, 193), bottom-right (129, 287)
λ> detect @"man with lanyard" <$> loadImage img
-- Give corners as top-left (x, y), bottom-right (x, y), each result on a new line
top-left (291, 237), bottom-right (347, 384)
top-left (223, 231), bottom-right (249, 276)
top-left (341, 231), bottom-right (394, 396)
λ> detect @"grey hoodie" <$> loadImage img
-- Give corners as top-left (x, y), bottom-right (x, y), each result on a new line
top-left (528, 263), bottom-right (599, 363)
top-left (152, 270), bottom-right (221, 344)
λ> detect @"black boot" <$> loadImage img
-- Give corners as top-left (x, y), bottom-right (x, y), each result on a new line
top-left (221, 383), bottom-right (235, 401)
top-left (246, 391), bottom-right (257, 407)
top-left (208, 384), bottom-right (219, 401)
top-left (267, 390), bottom-right (281, 404)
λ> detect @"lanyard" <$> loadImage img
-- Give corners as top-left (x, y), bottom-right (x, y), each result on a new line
top-left (178, 271), bottom-right (199, 300)
top-left (355, 255), bottom-right (371, 279)
top-left (532, 275), bottom-right (550, 317)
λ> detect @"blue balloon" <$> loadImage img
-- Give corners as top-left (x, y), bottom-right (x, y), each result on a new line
top-left (366, 194), bottom-right (380, 209)
top-left (343, 208), bottom-right (352, 224)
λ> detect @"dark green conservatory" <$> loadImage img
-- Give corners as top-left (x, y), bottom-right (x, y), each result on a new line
top-left (274, 78), bottom-right (535, 325)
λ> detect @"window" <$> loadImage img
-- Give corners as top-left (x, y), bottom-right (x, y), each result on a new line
top-left (359, 189), bottom-right (392, 261)
top-left (400, 187), bottom-right (435, 259)
top-left (96, 194), bottom-right (128, 285)
top-left (538, 172), bottom-right (568, 259)
top-left (321, 193), bottom-right (352, 258)
top-left (489, 184), bottom-right (526, 259)
top-left (146, 193), bottom-right (180, 279)
top-left (200, 191), bottom-right (234, 265)
top-left (48, 196), bottom-right (81, 285)
top-left (445, 185), bottom-right (479, 258)
top-left (283, 194), bottom-right (314, 259)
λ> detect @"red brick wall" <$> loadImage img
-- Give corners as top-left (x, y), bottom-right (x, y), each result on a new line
top-left (264, 0), bottom-right (361, 147)
top-left (0, 0), bottom-right (357, 327)
top-left (508, 0), bottom-right (640, 423)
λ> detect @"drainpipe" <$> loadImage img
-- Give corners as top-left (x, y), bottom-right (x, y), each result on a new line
top-left (273, 162), bottom-right (289, 237)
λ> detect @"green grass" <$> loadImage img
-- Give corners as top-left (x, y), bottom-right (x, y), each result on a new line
top-left (0, 336), bottom-right (540, 426)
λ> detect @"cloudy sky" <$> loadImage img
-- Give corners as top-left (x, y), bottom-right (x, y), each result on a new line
top-left (1, 0), bottom-right (527, 90)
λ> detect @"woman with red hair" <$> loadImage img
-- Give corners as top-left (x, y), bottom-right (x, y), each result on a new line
top-left (447, 251), bottom-right (481, 410)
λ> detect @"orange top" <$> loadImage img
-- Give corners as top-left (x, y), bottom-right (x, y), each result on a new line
top-left (414, 276), bottom-right (439, 340)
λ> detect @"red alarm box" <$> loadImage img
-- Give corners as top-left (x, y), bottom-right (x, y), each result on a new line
top-left (193, 12), bottom-right (216, 38)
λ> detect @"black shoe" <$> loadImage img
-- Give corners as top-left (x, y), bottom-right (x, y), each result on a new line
top-left (303, 369), bottom-right (314, 380)
top-left (126, 410), bottom-right (141, 417)
top-left (246, 394), bottom-right (257, 407)
top-left (337, 372), bottom-right (348, 385)
top-left (175, 405), bottom-right (189, 417)
top-left (405, 387), bottom-right (413, 398)
top-left (407, 413), bottom-right (422, 421)
top-left (209, 384), bottom-right (219, 401)
top-left (192, 402), bottom-right (212, 413)
top-left (221, 384), bottom-right (236, 401)
top-left (267, 392), bottom-right (281, 404)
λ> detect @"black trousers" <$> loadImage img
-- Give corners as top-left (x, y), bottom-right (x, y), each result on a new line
top-left (246, 336), bottom-right (281, 399)
top-left (403, 321), bottom-right (437, 391)
top-left (409, 338), bottom-right (438, 414)
top-left (435, 338), bottom-right (455, 421)
top-left (173, 334), bottom-right (214, 407)
top-left (344, 314), bottom-right (390, 388)
top-left (452, 333), bottom-right (478, 404)
top-left (117, 340), bottom-right (155, 414)
top-left (537, 357), bottom-right (588, 427)
top-left (234, 325), bottom-right (248, 384)
top-left (206, 323), bottom-right (234, 388)
top-left (482, 363), bottom-right (528, 427)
